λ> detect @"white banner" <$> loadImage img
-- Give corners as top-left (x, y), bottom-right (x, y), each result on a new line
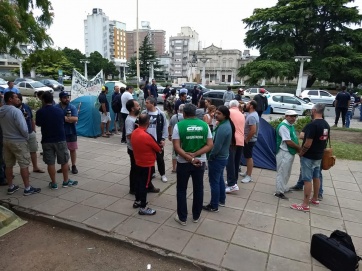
top-left (71, 69), bottom-right (104, 97)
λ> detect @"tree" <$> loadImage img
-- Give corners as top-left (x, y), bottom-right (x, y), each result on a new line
top-left (240, 0), bottom-right (362, 86)
top-left (62, 47), bottom-right (86, 72)
top-left (127, 36), bottom-right (164, 80)
top-left (87, 51), bottom-right (119, 78)
top-left (0, 0), bottom-right (53, 56)
top-left (21, 48), bottom-right (73, 78)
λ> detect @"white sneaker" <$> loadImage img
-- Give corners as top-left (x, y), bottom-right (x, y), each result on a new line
top-left (225, 184), bottom-right (239, 193)
top-left (239, 171), bottom-right (247, 177)
top-left (161, 175), bottom-right (168, 183)
top-left (241, 175), bottom-right (252, 183)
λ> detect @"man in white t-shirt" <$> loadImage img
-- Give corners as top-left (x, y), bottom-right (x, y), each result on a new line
top-left (120, 86), bottom-right (134, 144)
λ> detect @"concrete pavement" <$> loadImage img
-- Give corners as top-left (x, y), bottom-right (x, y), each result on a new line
top-left (1, 134), bottom-right (362, 270)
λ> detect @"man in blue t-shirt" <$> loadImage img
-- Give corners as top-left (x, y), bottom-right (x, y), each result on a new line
top-left (36, 91), bottom-right (78, 190)
top-left (149, 79), bottom-right (158, 98)
top-left (3, 81), bottom-right (20, 94)
top-left (55, 92), bottom-right (79, 174)
top-left (17, 94), bottom-right (44, 174)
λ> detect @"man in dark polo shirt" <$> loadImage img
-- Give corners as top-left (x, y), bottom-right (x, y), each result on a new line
top-left (36, 91), bottom-right (78, 190)
top-left (334, 86), bottom-right (350, 127)
top-left (98, 86), bottom-right (112, 137)
top-left (149, 79), bottom-right (158, 98)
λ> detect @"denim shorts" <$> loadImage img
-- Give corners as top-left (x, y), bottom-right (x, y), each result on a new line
top-left (300, 157), bottom-right (321, 182)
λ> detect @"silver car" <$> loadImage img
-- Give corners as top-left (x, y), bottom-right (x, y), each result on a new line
top-left (299, 90), bottom-right (335, 106)
top-left (17, 81), bottom-right (53, 96)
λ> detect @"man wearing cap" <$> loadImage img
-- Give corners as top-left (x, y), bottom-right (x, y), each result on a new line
top-left (274, 110), bottom-right (301, 200)
top-left (55, 92), bottom-right (79, 174)
top-left (253, 89), bottom-right (268, 117)
top-left (98, 86), bottom-right (112, 137)
top-left (179, 84), bottom-right (188, 95)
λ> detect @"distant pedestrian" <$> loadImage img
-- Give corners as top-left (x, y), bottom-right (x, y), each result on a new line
top-left (179, 84), bottom-right (188, 95)
top-left (149, 79), bottom-right (158, 98)
top-left (131, 113), bottom-right (161, 215)
top-left (253, 89), bottom-right (268, 117)
top-left (120, 86), bottom-right (134, 144)
top-left (222, 86), bottom-right (235, 107)
top-left (191, 86), bottom-right (199, 105)
top-left (345, 91), bottom-right (355, 128)
top-left (98, 86), bottom-right (112, 137)
top-left (111, 85), bottom-right (121, 135)
top-left (334, 86), bottom-right (350, 127)
top-left (168, 104), bottom-right (185, 173)
top-left (174, 92), bottom-right (187, 114)
top-left (0, 91), bottom-right (41, 195)
top-left (3, 81), bottom-right (19, 94)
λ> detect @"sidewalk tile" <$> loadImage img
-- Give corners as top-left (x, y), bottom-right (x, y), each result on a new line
top-left (78, 180), bottom-right (113, 193)
top-left (164, 214), bottom-right (203, 233)
top-left (318, 195), bottom-right (338, 207)
top-left (336, 189), bottom-right (362, 201)
top-left (223, 196), bottom-right (247, 210)
top-left (133, 207), bottom-right (173, 224)
top-left (100, 184), bottom-right (129, 197)
top-left (206, 206), bottom-right (242, 224)
top-left (84, 210), bottom-right (128, 232)
top-left (333, 181), bottom-right (360, 191)
top-left (114, 217), bottom-right (160, 242)
top-left (312, 265), bottom-right (329, 271)
top-left (227, 188), bottom-right (252, 199)
top-left (245, 199), bottom-right (277, 217)
top-left (274, 219), bottom-right (310, 242)
top-left (196, 218), bottom-right (236, 242)
top-left (99, 172), bottom-right (127, 183)
top-left (150, 194), bottom-right (177, 210)
top-left (340, 208), bottom-right (362, 223)
top-left (311, 227), bottom-right (332, 237)
top-left (17, 193), bottom-right (53, 208)
top-left (276, 206), bottom-right (310, 226)
top-left (222, 244), bottom-right (268, 271)
top-left (250, 191), bottom-right (279, 205)
top-left (345, 221), bottom-right (362, 238)
top-left (57, 204), bottom-right (100, 223)
top-left (182, 234), bottom-right (228, 266)
top-left (105, 198), bottom-right (137, 216)
top-left (33, 197), bottom-right (76, 215)
top-left (310, 214), bottom-right (344, 231)
top-left (239, 211), bottom-right (275, 233)
top-left (147, 225), bottom-right (192, 253)
top-left (231, 226), bottom-right (272, 252)
top-left (267, 255), bottom-right (311, 271)
top-left (254, 183), bottom-right (275, 194)
top-left (82, 194), bottom-right (119, 209)
top-left (238, 181), bottom-right (255, 190)
top-left (331, 174), bottom-right (357, 183)
top-left (338, 197), bottom-right (362, 211)
top-left (270, 235), bottom-right (311, 263)
top-left (310, 207), bottom-right (342, 220)
top-left (322, 187), bottom-right (336, 196)
top-left (59, 189), bottom-right (96, 203)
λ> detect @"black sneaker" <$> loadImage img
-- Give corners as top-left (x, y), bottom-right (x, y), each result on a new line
top-left (318, 194), bottom-right (323, 201)
top-left (202, 204), bottom-right (219, 212)
top-left (274, 193), bottom-right (289, 200)
top-left (7, 185), bottom-right (19, 195)
top-left (71, 165), bottom-right (78, 174)
top-left (139, 207), bottom-right (156, 215)
top-left (133, 201), bottom-right (141, 208)
top-left (289, 185), bottom-right (303, 191)
top-left (23, 186), bottom-right (41, 196)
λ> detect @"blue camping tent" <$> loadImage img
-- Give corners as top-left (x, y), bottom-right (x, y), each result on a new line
top-left (241, 118), bottom-right (277, 171)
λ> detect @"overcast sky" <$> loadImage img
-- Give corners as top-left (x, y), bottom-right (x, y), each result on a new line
top-left (47, 0), bottom-right (362, 55)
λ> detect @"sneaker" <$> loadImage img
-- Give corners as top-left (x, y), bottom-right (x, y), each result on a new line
top-left (318, 194), bottom-right (323, 201)
top-left (290, 203), bottom-right (310, 212)
top-left (309, 199), bottom-right (320, 205)
top-left (147, 187), bottom-right (160, 193)
top-left (7, 185), bottom-right (19, 195)
top-left (139, 207), bottom-right (156, 215)
top-left (174, 215), bottom-right (187, 226)
top-left (239, 171), bottom-right (247, 177)
top-left (62, 179), bottom-right (78, 187)
top-left (23, 186), bottom-right (41, 196)
top-left (133, 201), bottom-right (141, 208)
top-left (202, 204), bottom-right (219, 212)
top-left (289, 185), bottom-right (303, 191)
top-left (71, 165), bottom-right (78, 174)
top-left (332, 124), bottom-right (337, 127)
top-left (152, 173), bottom-right (156, 179)
top-left (225, 184), bottom-right (239, 193)
top-left (193, 218), bottom-right (199, 223)
top-left (121, 140), bottom-right (127, 144)
top-left (219, 202), bottom-right (225, 207)
top-left (161, 175), bottom-right (167, 183)
top-left (274, 193), bottom-right (289, 200)
top-left (241, 175), bottom-right (252, 183)
top-left (56, 168), bottom-right (62, 173)
top-left (48, 182), bottom-right (58, 190)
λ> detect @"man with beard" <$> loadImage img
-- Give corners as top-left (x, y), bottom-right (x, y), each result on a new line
top-left (55, 92), bottom-right (79, 174)
top-left (125, 99), bottom-right (160, 195)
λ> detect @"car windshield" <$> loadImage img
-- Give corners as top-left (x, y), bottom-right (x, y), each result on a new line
top-left (31, 82), bottom-right (46, 88)
top-left (198, 84), bottom-right (207, 89)
top-left (0, 79), bottom-right (7, 84)
top-left (47, 79), bottom-right (58, 84)
top-left (295, 96), bottom-right (308, 104)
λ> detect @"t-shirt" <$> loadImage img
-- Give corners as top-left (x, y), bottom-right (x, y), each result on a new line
top-left (348, 96), bottom-right (355, 112)
top-left (3, 87), bottom-right (20, 94)
top-left (244, 111), bottom-right (259, 142)
top-left (125, 115), bottom-right (137, 150)
top-left (98, 93), bottom-right (109, 112)
top-left (172, 118), bottom-right (212, 163)
top-left (143, 84), bottom-right (150, 99)
top-left (195, 108), bottom-right (205, 120)
top-left (54, 103), bottom-right (78, 135)
top-left (223, 90), bottom-right (235, 103)
top-left (179, 88), bottom-right (188, 95)
top-left (36, 105), bottom-right (66, 143)
top-left (302, 119), bottom-right (330, 160)
top-left (21, 103), bottom-right (33, 134)
top-left (174, 99), bottom-right (185, 114)
top-left (131, 127), bottom-right (161, 167)
top-left (169, 113), bottom-right (184, 129)
top-left (229, 107), bottom-right (245, 146)
top-left (336, 91), bottom-right (350, 108)
top-left (121, 91), bottom-right (133, 114)
top-left (146, 110), bottom-right (167, 142)
top-left (150, 84), bottom-right (158, 98)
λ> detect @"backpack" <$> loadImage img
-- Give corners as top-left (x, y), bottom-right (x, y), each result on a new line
top-left (111, 95), bottom-right (121, 113)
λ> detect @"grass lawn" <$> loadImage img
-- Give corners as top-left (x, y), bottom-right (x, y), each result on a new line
top-left (332, 141), bottom-right (362, 161)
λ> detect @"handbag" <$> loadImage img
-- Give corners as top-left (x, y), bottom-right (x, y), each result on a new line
top-left (322, 134), bottom-right (336, 170)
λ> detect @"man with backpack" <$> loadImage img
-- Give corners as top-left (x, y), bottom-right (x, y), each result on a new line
top-left (253, 88), bottom-right (268, 117)
top-left (111, 86), bottom-right (121, 135)
top-left (223, 86), bottom-right (235, 107)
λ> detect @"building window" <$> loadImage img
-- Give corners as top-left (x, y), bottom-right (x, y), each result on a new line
top-left (175, 40), bottom-right (182, 43)
top-left (175, 52), bottom-right (181, 56)
top-left (175, 46), bottom-right (182, 50)
top-left (174, 59), bottom-right (181, 62)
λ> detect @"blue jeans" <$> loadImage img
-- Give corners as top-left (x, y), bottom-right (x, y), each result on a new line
top-left (226, 146), bottom-right (243, 186)
top-left (176, 162), bottom-right (205, 222)
top-left (345, 111), bottom-right (352, 128)
top-left (208, 158), bottom-right (228, 209)
top-left (296, 165), bottom-right (323, 196)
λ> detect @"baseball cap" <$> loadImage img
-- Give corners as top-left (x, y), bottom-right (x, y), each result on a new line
top-left (59, 92), bottom-right (69, 99)
top-left (182, 84), bottom-right (186, 87)
top-left (285, 110), bottom-right (298, 116)
top-left (238, 88), bottom-right (244, 92)
top-left (259, 88), bottom-right (266, 93)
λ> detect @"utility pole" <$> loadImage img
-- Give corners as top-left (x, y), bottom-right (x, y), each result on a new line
top-left (136, 0), bottom-right (140, 85)
top-left (80, 59), bottom-right (90, 79)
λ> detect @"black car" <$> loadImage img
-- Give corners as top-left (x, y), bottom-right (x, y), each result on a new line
top-left (202, 89), bottom-right (250, 107)
top-left (39, 79), bottom-right (64, 91)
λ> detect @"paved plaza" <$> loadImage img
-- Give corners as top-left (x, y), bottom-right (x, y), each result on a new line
top-left (1, 128), bottom-right (362, 270)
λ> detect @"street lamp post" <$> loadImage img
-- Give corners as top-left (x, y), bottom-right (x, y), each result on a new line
top-left (294, 56), bottom-right (311, 96)
top-left (199, 53), bottom-right (211, 86)
top-left (80, 59), bottom-right (90, 79)
top-left (136, 0), bottom-right (140, 85)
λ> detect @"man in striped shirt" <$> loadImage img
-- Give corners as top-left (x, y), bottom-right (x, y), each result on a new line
top-left (345, 91), bottom-right (355, 128)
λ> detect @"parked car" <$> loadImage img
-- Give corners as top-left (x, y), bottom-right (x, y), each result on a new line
top-left (39, 79), bottom-right (64, 91)
top-left (17, 81), bottom-right (53, 96)
top-left (268, 93), bottom-right (314, 116)
top-left (0, 78), bottom-right (7, 89)
top-left (299, 90), bottom-right (335, 106)
top-left (14, 78), bottom-right (34, 85)
top-left (244, 87), bottom-right (270, 99)
top-left (202, 90), bottom-right (249, 107)
top-left (178, 82), bottom-right (210, 94)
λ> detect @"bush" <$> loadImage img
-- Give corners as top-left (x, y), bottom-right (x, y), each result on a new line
top-left (268, 116), bottom-right (312, 132)
top-left (26, 97), bottom-right (42, 111)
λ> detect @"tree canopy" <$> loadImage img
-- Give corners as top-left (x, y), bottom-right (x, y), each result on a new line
top-left (240, 0), bottom-right (362, 86)
top-left (87, 51), bottom-right (119, 78)
top-left (127, 36), bottom-right (164, 80)
top-left (62, 47), bottom-right (86, 72)
top-left (0, 0), bottom-right (53, 56)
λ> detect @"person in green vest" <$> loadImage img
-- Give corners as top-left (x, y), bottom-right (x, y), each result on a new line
top-left (274, 110), bottom-right (301, 200)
